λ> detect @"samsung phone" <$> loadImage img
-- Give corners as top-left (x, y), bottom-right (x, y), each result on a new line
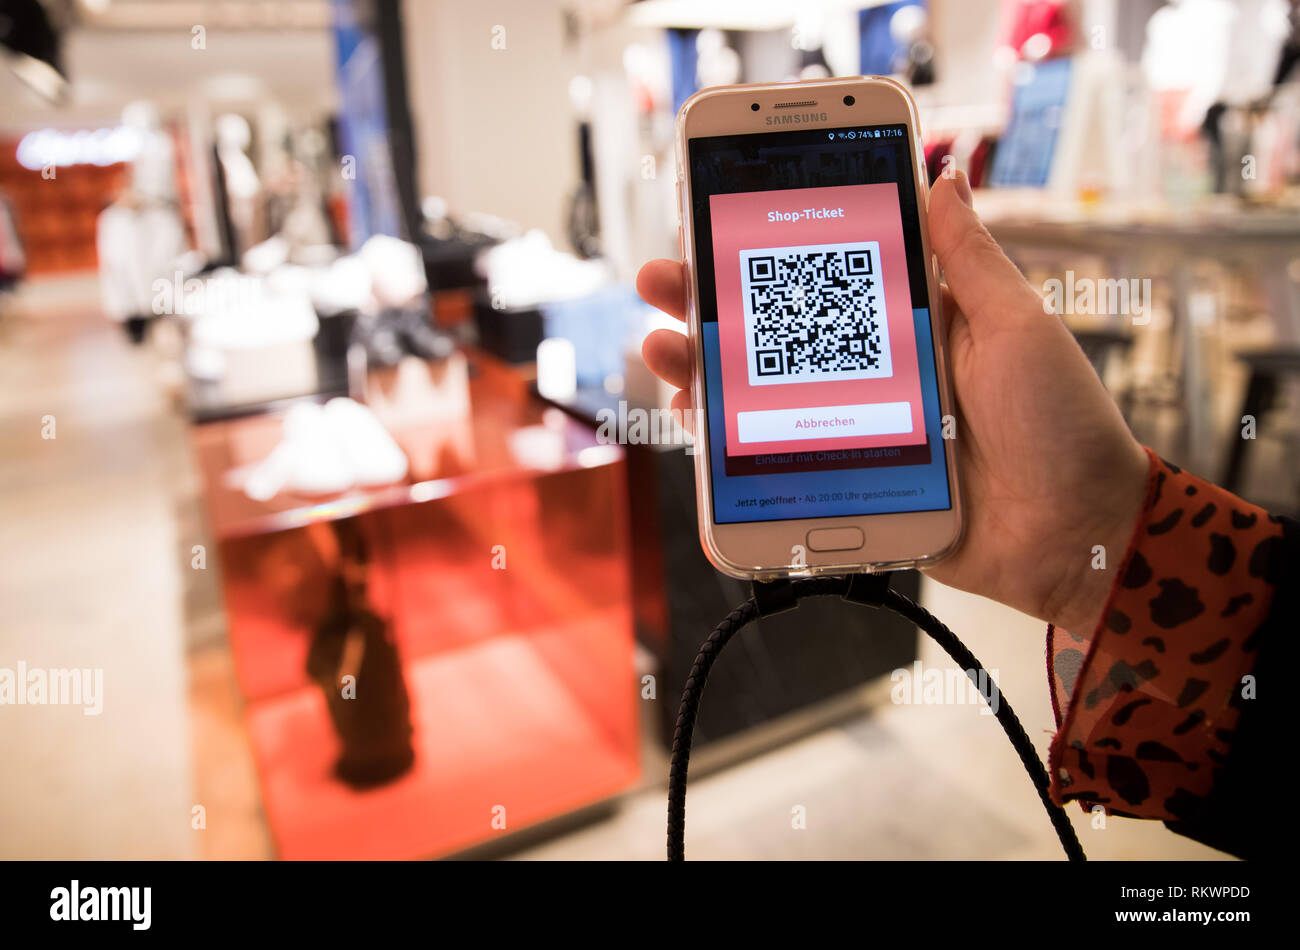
top-left (675, 77), bottom-right (963, 580)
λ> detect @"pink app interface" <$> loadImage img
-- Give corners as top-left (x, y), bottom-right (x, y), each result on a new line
top-left (709, 183), bottom-right (924, 459)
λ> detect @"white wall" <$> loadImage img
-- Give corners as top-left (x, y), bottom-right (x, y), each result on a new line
top-left (922, 0), bottom-right (1007, 111)
top-left (401, 0), bottom-right (579, 246)
top-left (0, 29), bottom-right (338, 133)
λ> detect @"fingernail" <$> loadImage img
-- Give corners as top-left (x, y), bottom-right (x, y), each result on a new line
top-left (954, 171), bottom-right (973, 208)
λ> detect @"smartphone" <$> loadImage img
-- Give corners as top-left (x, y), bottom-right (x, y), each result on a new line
top-left (675, 77), bottom-right (963, 580)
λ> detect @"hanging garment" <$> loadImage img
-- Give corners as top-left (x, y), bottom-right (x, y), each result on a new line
top-left (95, 200), bottom-right (186, 323)
top-left (1004, 0), bottom-right (1073, 59)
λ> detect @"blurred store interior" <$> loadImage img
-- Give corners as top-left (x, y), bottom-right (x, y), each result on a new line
top-left (2, 0), bottom-right (1298, 859)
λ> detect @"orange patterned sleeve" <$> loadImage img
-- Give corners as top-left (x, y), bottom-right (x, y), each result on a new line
top-left (1046, 449), bottom-right (1284, 832)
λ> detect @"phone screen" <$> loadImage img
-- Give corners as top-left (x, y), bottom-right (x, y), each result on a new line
top-left (688, 123), bottom-right (952, 525)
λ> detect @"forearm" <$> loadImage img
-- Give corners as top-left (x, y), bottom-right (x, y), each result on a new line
top-left (1046, 450), bottom-right (1290, 859)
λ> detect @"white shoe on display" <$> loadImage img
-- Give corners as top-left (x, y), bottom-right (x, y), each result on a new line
top-left (243, 439), bottom-right (296, 502)
top-left (242, 399), bottom-right (410, 502)
top-left (324, 397), bottom-right (409, 487)
top-left (478, 228), bottom-right (609, 309)
top-left (310, 254), bottom-right (372, 314)
top-left (241, 235), bottom-right (290, 275)
top-left (242, 401), bottom-right (353, 501)
top-left (360, 234), bottom-right (427, 309)
top-left (281, 401), bottom-right (356, 496)
top-left (188, 277), bottom-right (319, 351)
top-left (265, 263), bottom-right (313, 297)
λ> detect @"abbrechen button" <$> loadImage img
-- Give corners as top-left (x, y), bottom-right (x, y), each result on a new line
top-left (806, 527), bottom-right (865, 552)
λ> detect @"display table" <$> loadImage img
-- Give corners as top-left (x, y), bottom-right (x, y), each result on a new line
top-left (190, 352), bottom-right (639, 859)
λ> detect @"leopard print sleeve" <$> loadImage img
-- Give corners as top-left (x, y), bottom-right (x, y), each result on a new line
top-left (1046, 448), bottom-right (1290, 855)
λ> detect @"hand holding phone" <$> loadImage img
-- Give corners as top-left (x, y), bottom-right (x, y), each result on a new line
top-left (644, 78), bottom-right (1149, 633)
top-left (671, 77), bottom-right (964, 579)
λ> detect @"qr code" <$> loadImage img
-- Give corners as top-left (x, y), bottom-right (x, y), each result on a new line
top-left (739, 241), bottom-right (892, 387)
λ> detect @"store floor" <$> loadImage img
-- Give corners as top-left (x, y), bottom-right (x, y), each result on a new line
top-left (0, 277), bottom-right (196, 859)
top-left (0, 278), bottom-right (1229, 861)
top-left (516, 580), bottom-right (1226, 861)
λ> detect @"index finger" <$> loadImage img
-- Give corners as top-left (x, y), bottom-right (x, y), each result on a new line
top-left (636, 259), bottom-right (686, 323)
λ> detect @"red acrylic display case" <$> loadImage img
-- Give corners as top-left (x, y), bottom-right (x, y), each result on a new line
top-left (190, 354), bottom-right (639, 859)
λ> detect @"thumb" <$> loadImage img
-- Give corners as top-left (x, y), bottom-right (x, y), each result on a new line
top-left (927, 172), bottom-right (1043, 328)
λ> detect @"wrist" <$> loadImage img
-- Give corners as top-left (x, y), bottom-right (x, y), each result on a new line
top-left (1048, 444), bottom-right (1153, 634)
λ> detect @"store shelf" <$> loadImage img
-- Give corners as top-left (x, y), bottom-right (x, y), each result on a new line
top-left (245, 615), bottom-right (639, 860)
top-left (0, 144), bottom-right (128, 275)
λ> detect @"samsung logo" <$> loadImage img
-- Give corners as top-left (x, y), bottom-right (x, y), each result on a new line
top-left (764, 112), bottom-right (828, 126)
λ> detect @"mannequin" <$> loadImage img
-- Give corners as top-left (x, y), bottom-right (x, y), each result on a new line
top-left (95, 101), bottom-right (187, 342)
top-left (1143, 0), bottom-right (1289, 136)
top-left (215, 113), bottom-right (263, 258)
top-left (1143, 0), bottom-right (1290, 193)
top-left (279, 128), bottom-right (335, 252)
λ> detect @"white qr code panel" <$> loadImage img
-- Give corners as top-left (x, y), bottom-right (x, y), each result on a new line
top-left (738, 241), bottom-right (893, 387)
